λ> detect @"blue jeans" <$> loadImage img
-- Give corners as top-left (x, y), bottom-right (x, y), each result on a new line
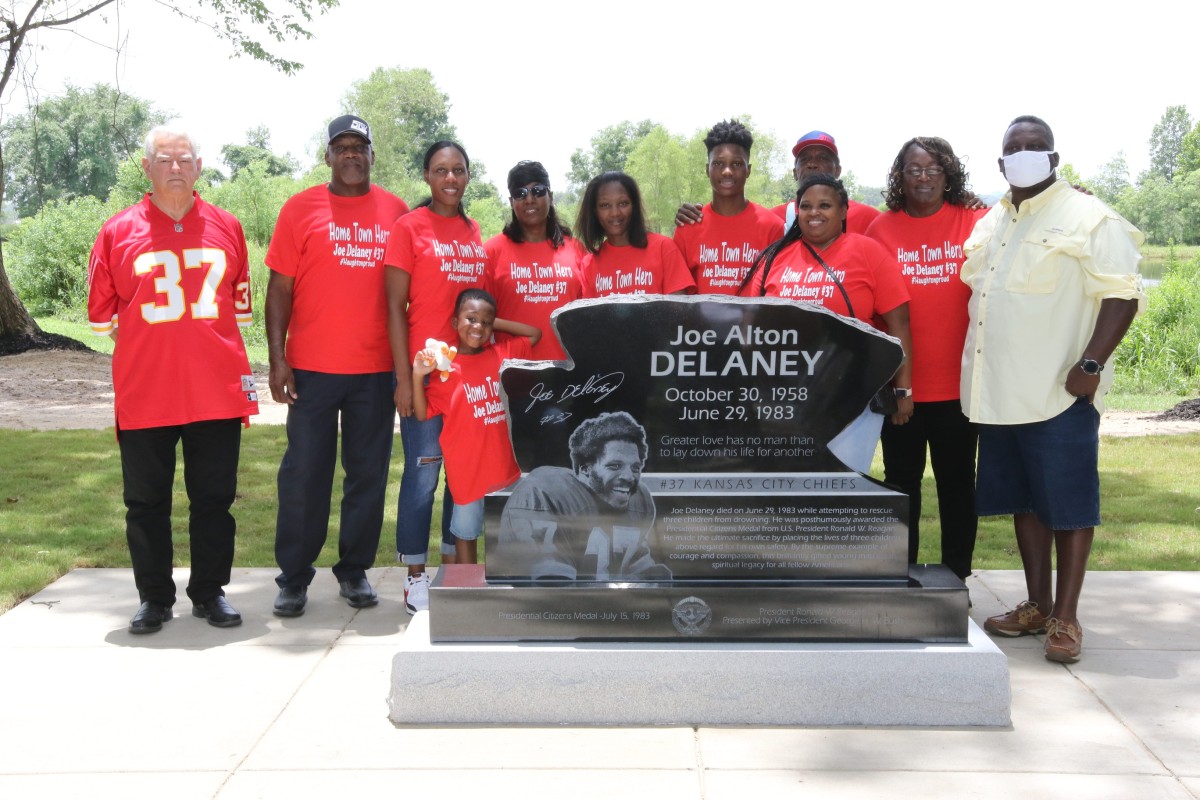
top-left (449, 499), bottom-right (485, 541)
top-left (396, 413), bottom-right (455, 564)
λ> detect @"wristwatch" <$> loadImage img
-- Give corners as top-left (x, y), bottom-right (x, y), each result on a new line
top-left (893, 387), bottom-right (913, 398)
top-left (1078, 359), bottom-right (1104, 376)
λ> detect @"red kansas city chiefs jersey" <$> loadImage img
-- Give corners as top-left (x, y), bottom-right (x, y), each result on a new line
top-left (88, 193), bottom-right (258, 430)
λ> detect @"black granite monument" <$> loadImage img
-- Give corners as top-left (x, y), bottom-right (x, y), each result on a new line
top-left (430, 296), bottom-right (967, 642)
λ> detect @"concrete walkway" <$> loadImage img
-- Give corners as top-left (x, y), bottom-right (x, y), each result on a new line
top-left (0, 568), bottom-right (1196, 799)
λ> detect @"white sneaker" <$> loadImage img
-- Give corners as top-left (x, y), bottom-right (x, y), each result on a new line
top-left (403, 572), bottom-right (430, 615)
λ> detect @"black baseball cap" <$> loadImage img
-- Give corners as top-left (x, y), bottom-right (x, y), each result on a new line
top-left (327, 115), bottom-right (372, 145)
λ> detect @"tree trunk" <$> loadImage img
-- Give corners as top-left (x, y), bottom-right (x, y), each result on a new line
top-left (0, 136), bottom-right (45, 343)
top-left (0, 251), bottom-right (39, 337)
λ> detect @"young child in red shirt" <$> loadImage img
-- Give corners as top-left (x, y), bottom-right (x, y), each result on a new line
top-left (412, 288), bottom-right (540, 564)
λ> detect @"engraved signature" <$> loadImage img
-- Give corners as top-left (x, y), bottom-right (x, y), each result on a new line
top-left (525, 372), bottom-right (625, 412)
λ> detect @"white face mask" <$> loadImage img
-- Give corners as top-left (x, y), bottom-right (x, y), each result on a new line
top-left (1001, 150), bottom-right (1055, 188)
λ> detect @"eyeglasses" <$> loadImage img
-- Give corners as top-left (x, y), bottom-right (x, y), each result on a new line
top-left (903, 166), bottom-right (945, 178)
top-left (511, 184), bottom-right (549, 200)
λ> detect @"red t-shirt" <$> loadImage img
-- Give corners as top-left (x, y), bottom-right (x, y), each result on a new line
top-left (672, 202), bottom-right (784, 295)
top-left (385, 207), bottom-right (488, 361)
top-left (87, 194), bottom-right (258, 430)
top-left (740, 233), bottom-right (910, 325)
top-left (772, 199), bottom-right (881, 236)
top-left (265, 184), bottom-right (409, 373)
top-left (865, 204), bottom-right (987, 401)
top-left (425, 336), bottom-right (532, 503)
top-left (484, 234), bottom-right (586, 360)
top-left (580, 232), bottom-right (695, 298)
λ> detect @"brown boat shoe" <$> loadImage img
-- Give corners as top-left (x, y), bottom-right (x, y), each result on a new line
top-left (984, 600), bottom-right (1050, 637)
top-left (1044, 617), bottom-right (1083, 663)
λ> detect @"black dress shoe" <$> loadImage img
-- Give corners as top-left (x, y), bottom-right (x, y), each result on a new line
top-left (129, 601), bottom-right (172, 634)
top-left (338, 577), bottom-right (379, 609)
top-left (192, 595), bottom-right (243, 628)
top-left (273, 585), bottom-right (307, 617)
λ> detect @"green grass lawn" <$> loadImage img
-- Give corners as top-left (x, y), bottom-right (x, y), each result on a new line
top-left (3, 425), bottom-right (1198, 613)
top-left (7, 315), bottom-right (1196, 614)
top-left (0, 426), bottom-right (450, 612)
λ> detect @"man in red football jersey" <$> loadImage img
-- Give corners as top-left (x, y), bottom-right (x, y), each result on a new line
top-left (88, 124), bottom-right (259, 634)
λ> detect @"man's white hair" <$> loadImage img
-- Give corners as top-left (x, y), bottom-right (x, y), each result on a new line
top-left (144, 124), bottom-right (200, 160)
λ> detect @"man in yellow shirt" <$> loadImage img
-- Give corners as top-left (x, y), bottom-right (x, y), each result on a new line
top-left (960, 115), bottom-right (1145, 663)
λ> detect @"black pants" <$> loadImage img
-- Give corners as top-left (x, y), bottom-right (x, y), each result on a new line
top-left (274, 370), bottom-right (394, 589)
top-left (880, 400), bottom-right (978, 580)
top-left (118, 418), bottom-right (242, 606)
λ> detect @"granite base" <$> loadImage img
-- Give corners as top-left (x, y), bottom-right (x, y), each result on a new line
top-left (388, 614), bottom-right (1011, 727)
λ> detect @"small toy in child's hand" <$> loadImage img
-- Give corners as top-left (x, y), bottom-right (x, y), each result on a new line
top-left (420, 338), bottom-right (457, 381)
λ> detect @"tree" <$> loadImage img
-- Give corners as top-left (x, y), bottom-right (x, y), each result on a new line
top-left (340, 67), bottom-right (458, 202)
top-left (625, 125), bottom-right (692, 234)
top-left (1177, 122), bottom-right (1200, 179)
top-left (739, 123), bottom-right (792, 208)
top-left (106, 157), bottom-right (152, 210)
top-left (1117, 173), bottom-right (1182, 245)
top-left (567, 120), bottom-right (655, 194)
top-left (1057, 163), bottom-right (1084, 188)
top-left (1148, 104), bottom-right (1192, 183)
top-left (0, 0), bottom-right (338, 348)
top-left (220, 125), bottom-right (299, 180)
top-left (1, 83), bottom-right (161, 218)
top-left (204, 159), bottom-right (301, 248)
top-left (1090, 151), bottom-right (1131, 206)
top-left (1172, 169), bottom-right (1200, 245)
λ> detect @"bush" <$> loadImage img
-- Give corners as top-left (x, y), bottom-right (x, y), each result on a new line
top-left (4, 196), bottom-right (109, 316)
top-left (1114, 249), bottom-right (1200, 395)
top-left (203, 160), bottom-right (303, 248)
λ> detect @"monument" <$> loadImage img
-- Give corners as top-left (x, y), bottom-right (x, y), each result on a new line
top-left (390, 297), bottom-right (1009, 727)
top-left (429, 296), bottom-right (967, 642)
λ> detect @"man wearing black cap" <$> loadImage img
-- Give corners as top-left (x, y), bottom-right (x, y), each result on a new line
top-left (266, 115), bottom-right (410, 616)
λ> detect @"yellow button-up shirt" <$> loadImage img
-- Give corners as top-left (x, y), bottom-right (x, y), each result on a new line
top-left (960, 179), bottom-right (1145, 424)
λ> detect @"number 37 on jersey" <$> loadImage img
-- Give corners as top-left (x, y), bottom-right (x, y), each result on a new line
top-left (89, 246), bottom-right (252, 335)
top-left (134, 248), bottom-right (251, 326)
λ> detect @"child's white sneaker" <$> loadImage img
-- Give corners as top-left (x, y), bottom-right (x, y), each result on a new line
top-left (404, 572), bottom-right (430, 615)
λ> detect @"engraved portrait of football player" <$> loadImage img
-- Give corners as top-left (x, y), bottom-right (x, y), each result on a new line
top-left (495, 411), bottom-right (670, 582)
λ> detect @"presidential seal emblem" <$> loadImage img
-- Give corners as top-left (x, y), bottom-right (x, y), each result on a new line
top-left (671, 596), bottom-right (712, 636)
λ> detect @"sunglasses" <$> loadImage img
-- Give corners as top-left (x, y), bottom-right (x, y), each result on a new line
top-left (511, 184), bottom-right (549, 200)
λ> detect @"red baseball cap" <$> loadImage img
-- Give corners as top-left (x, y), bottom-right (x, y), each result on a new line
top-left (791, 131), bottom-right (838, 159)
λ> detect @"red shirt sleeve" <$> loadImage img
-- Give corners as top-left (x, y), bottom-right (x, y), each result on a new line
top-left (656, 234), bottom-right (696, 294)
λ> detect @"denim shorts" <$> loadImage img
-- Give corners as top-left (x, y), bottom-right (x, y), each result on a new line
top-left (449, 499), bottom-right (485, 542)
top-left (976, 397), bottom-right (1101, 530)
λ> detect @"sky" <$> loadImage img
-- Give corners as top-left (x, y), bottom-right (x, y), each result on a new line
top-left (9, 0), bottom-right (1199, 200)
